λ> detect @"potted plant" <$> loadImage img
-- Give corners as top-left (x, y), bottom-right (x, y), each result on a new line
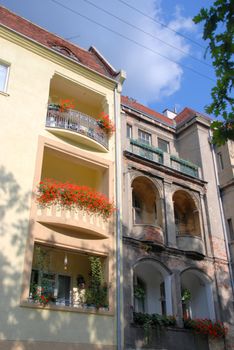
top-left (48, 103), bottom-right (61, 111)
top-left (134, 285), bottom-right (145, 300)
top-left (85, 256), bottom-right (108, 310)
top-left (97, 112), bottom-right (115, 135)
top-left (59, 98), bottom-right (75, 112)
top-left (181, 288), bottom-right (191, 319)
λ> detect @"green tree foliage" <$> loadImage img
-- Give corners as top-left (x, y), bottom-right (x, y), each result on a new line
top-left (193, 0), bottom-right (234, 145)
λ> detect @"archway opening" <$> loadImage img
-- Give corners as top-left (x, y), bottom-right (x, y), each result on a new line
top-left (181, 269), bottom-right (215, 320)
top-left (173, 190), bottom-right (201, 237)
top-left (132, 177), bottom-right (162, 227)
top-left (133, 260), bottom-right (171, 315)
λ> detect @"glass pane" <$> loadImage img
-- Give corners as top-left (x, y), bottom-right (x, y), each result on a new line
top-left (158, 138), bottom-right (169, 153)
top-left (127, 124), bottom-right (132, 138)
top-left (138, 129), bottom-right (151, 145)
top-left (0, 64), bottom-right (8, 92)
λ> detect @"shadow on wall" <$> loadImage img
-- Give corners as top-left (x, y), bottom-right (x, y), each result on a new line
top-left (0, 166), bottom-right (115, 348)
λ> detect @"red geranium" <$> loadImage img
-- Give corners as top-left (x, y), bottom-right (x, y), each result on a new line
top-left (184, 317), bottom-right (228, 338)
top-left (97, 112), bottom-right (115, 135)
top-left (36, 179), bottom-right (115, 220)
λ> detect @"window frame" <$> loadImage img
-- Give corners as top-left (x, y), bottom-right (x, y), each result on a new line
top-left (126, 124), bottom-right (132, 139)
top-left (0, 61), bottom-right (10, 93)
top-left (217, 152), bottom-right (224, 170)
top-left (138, 129), bottom-right (151, 145)
top-left (227, 218), bottom-right (234, 241)
top-left (158, 138), bottom-right (170, 153)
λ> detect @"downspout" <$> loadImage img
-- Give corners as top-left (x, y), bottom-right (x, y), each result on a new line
top-left (114, 84), bottom-right (123, 350)
top-left (209, 131), bottom-right (234, 298)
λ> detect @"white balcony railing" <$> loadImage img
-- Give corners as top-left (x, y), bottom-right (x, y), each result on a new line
top-left (36, 205), bottom-right (110, 238)
top-left (46, 108), bottom-right (108, 149)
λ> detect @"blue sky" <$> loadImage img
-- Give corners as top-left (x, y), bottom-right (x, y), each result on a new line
top-left (0, 0), bottom-right (215, 115)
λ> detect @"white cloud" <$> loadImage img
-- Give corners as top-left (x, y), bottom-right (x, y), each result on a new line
top-left (98, 0), bottom-right (196, 104)
top-left (66, 0), bottom-right (197, 105)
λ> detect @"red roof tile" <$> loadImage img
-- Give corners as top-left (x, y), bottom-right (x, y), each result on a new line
top-left (175, 107), bottom-right (211, 126)
top-left (121, 96), bottom-right (175, 127)
top-left (0, 6), bottom-right (119, 79)
top-left (122, 96), bottom-right (211, 128)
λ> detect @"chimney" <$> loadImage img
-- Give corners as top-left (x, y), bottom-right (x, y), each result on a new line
top-left (163, 108), bottom-right (177, 119)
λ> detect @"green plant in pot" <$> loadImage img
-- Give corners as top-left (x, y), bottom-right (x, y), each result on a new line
top-left (181, 288), bottom-right (191, 303)
top-left (181, 288), bottom-right (191, 319)
top-left (134, 285), bottom-right (145, 300)
top-left (85, 256), bottom-right (108, 310)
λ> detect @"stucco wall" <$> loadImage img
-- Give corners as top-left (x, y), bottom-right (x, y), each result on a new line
top-left (0, 28), bottom-right (118, 348)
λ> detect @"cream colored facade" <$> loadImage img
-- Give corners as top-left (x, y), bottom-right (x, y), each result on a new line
top-left (0, 11), bottom-right (125, 350)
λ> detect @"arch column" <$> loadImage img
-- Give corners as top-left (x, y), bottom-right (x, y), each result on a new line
top-left (163, 180), bottom-right (177, 247)
top-left (200, 192), bottom-right (212, 256)
top-left (171, 271), bottom-right (183, 326)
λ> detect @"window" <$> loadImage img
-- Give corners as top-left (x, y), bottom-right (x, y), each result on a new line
top-left (160, 282), bottom-right (166, 315)
top-left (217, 152), bottom-right (224, 170)
top-left (134, 277), bottom-right (145, 313)
top-left (158, 138), bottom-right (169, 153)
top-left (127, 124), bottom-right (132, 139)
top-left (0, 62), bottom-right (9, 92)
top-left (132, 192), bottom-right (142, 224)
top-left (138, 129), bottom-right (151, 145)
top-left (228, 218), bottom-right (234, 241)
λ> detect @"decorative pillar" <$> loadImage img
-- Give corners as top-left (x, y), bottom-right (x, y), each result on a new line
top-left (163, 180), bottom-right (177, 247)
top-left (200, 192), bottom-right (212, 256)
top-left (171, 270), bottom-right (183, 327)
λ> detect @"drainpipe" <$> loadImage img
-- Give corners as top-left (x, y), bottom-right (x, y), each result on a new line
top-left (114, 84), bottom-right (123, 350)
top-left (209, 130), bottom-right (234, 298)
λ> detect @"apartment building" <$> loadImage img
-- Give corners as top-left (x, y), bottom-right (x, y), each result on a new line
top-left (121, 96), bottom-right (234, 350)
top-left (216, 141), bottom-right (234, 285)
top-left (0, 6), bottom-right (125, 350)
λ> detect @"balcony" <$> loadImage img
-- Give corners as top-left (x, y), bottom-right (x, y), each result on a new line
top-left (170, 155), bottom-right (199, 178)
top-left (46, 107), bottom-right (108, 151)
top-left (36, 205), bottom-right (110, 239)
top-left (126, 140), bottom-right (200, 179)
top-left (127, 139), bottom-right (163, 164)
top-left (133, 224), bottom-right (164, 247)
top-left (177, 235), bottom-right (205, 256)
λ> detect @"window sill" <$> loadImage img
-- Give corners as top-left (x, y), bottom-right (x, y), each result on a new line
top-left (0, 90), bottom-right (9, 97)
top-left (20, 300), bottom-right (113, 316)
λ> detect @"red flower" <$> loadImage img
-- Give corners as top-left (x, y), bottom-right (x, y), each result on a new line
top-left (97, 112), bottom-right (115, 135)
top-left (36, 179), bottom-right (115, 220)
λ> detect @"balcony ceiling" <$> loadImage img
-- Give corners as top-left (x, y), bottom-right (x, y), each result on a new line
top-left (50, 74), bottom-right (104, 107)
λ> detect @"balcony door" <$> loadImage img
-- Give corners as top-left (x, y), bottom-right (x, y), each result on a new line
top-left (57, 275), bottom-right (71, 306)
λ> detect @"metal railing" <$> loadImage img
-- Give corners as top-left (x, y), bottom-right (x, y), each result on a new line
top-left (46, 108), bottom-right (108, 149)
top-left (127, 139), bottom-right (164, 164)
top-left (170, 156), bottom-right (199, 178)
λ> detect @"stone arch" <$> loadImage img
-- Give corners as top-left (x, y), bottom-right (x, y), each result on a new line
top-left (172, 187), bottom-right (201, 210)
top-left (130, 172), bottom-right (163, 198)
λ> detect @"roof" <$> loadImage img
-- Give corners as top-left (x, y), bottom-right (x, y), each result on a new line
top-left (175, 107), bottom-right (211, 126)
top-left (0, 6), bottom-right (120, 80)
top-left (121, 96), bottom-right (175, 127)
top-left (121, 96), bottom-right (211, 129)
